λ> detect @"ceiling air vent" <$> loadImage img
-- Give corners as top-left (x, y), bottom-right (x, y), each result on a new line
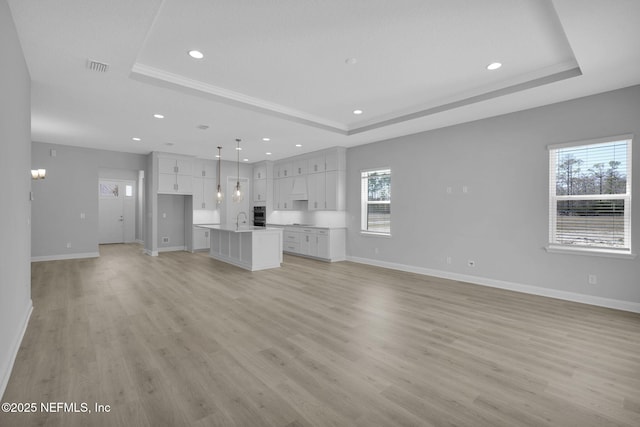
top-left (87, 59), bottom-right (109, 73)
top-left (197, 124), bottom-right (210, 130)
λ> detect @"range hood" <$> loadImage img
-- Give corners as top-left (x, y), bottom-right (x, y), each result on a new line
top-left (290, 176), bottom-right (308, 200)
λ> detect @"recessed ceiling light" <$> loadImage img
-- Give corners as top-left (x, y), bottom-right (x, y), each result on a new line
top-left (353, 109), bottom-right (363, 115)
top-left (236, 147), bottom-right (242, 151)
top-left (153, 114), bottom-right (164, 119)
top-left (188, 50), bottom-right (204, 59)
top-left (487, 62), bottom-right (502, 70)
top-left (345, 58), bottom-right (358, 65)
top-left (262, 137), bottom-right (270, 142)
top-left (215, 154), bottom-right (220, 158)
top-left (266, 152), bottom-right (272, 155)
top-left (132, 137), bottom-right (141, 141)
top-left (243, 158), bottom-right (249, 162)
top-left (197, 124), bottom-right (209, 130)
top-left (295, 144), bottom-right (302, 147)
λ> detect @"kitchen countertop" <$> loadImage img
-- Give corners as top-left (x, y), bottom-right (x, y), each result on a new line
top-left (196, 224), bottom-right (281, 233)
top-left (268, 224), bottom-right (347, 230)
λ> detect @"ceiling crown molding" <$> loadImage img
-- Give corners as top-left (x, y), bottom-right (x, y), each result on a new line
top-left (130, 63), bottom-right (348, 134)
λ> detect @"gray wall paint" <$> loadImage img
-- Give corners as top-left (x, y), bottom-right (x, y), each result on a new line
top-left (157, 195), bottom-right (186, 248)
top-left (347, 85), bottom-right (640, 304)
top-left (31, 142), bottom-right (146, 258)
top-left (0, 0), bottom-right (32, 397)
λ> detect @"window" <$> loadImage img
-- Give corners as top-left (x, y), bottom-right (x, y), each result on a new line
top-left (361, 168), bottom-right (391, 235)
top-left (548, 135), bottom-right (632, 256)
top-left (99, 183), bottom-right (119, 198)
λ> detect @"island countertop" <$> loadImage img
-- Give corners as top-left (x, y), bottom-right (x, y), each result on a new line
top-left (196, 224), bottom-right (280, 233)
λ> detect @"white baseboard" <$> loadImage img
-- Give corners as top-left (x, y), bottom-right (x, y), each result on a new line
top-left (157, 246), bottom-right (186, 253)
top-left (347, 256), bottom-right (640, 314)
top-left (1, 300), bottom-right (33, 400)
top-left (143, 249), bottom-right (158, 256)
top-left (31, 252), bottom-right (100, 262)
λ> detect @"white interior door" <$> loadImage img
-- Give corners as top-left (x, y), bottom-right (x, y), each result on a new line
top-left (99, 180), bottom-right (135, 244)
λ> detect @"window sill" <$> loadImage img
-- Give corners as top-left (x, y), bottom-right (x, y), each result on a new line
top-left (360, 231), bottom-right (391, 238)
top-left (545, 244), bottom-right (636, 260)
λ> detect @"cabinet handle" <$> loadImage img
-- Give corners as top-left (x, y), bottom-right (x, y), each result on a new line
top-left (202, 171), bottom-right (205, 177)
top-left (298, 167), bottom-right (301, 174)
top-left (202, 202), bottom-right (205, 209)
top-left (174, 183), bottom-right (178, 191)
top-left (174, 166), bottom-right (179, 173)
top-left (284, 170), bottom-right (288, 176)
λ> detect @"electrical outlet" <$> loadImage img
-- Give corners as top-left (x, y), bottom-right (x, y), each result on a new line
top-left (446, 256), bottom-right (452, 265)
top-left (374, 247), bottom-right (379, 254)
top-left (162, 237), bottom-right (169, 243)
top-left (162, 213), bottom-right (167, 219)
top-left (462, 185), bottom-right (469, 193)
top-left (66, 242), bottom-right (72, 248)
top-left (80, 212), bottom-right (85, 220)
top-left (467, 260), bottom-right (475, 267)
top-left (588, 274), bottom-right (597, 285)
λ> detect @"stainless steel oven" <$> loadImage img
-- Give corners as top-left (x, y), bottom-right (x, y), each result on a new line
top-left (253, 206), bottom-right (266, 227)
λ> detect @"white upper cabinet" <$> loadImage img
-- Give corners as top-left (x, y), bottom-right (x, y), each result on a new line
top-left (191, 159), bottom-right (216, 208)
top-left (157, 155), bottom-right (194, 194)
top-left (253, 164), bottom-right (267, 180)
top-left (271, 147), bottom-right (345, 211)
top-left (275, 161), bottom-right (293, 178)
top-left (293, 158), bottom-right (308, 176)
top-left (325, 150), bottom-right (338, 171)
top-left (253, 178), bottom-right (267, 202)
top-left (308, 154), bottom-right (325, 173)
top-left (193, 159), bottom-right (215, 178)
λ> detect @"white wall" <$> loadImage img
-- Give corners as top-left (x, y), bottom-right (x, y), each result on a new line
top-left (346, 85), bottom-right (640, 310)
top-left (31, 142), bottom-right (147, 260)
top-left (0, 0), bottom-right (33, 398)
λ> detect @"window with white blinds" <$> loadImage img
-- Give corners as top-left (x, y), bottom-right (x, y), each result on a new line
top-left (361, 168), bottom-right (391, 235)
top-left (548, 135), bottom-right (632, 254)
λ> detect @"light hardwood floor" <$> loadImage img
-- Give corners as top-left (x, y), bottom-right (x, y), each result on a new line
top-left (1, 243), bottom-right (639, 426)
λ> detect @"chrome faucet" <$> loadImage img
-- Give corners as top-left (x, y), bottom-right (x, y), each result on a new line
top-left (236, 211), bottom-right (248, 229)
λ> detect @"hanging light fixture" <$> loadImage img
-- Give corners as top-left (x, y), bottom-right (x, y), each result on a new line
top-left (232, 138), bottom-right (243, 203)
top-left (215, 146), bottom-right (223, 204)
top-left (31, 169), bottom-right (46, 180)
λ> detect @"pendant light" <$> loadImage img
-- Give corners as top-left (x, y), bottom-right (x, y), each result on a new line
top-left (232, 138), bottom-right (243, 203)
top-left (216, 146), bottom-right (223, 204)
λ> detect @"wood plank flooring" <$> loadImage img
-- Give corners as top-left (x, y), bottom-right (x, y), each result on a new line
top-left (1, 243), bottom-right (639, 426)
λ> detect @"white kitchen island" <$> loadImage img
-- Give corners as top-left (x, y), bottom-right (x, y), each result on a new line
top-left (196, 225), bottom-right (283, 271)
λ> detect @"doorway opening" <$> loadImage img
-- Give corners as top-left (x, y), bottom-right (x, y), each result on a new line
top-left (98, 179), bottom-right (136, 244)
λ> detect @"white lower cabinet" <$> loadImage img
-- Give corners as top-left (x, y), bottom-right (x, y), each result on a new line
top-left (282, 227), bottom-right (345, 262)
top-left (193, 227), bottom-right (210, 251)
top-left (283, 230), bottom-right (300, 253)
top-left (316, 230), bottom-right (330, 259)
